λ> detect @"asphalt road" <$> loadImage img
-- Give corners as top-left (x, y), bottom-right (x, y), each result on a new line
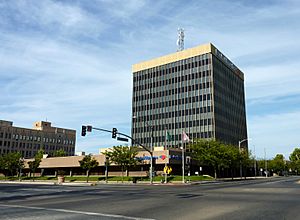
top-left (0, 176), bottom-right (300, 220)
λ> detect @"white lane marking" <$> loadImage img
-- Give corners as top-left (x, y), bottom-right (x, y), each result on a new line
top-left (0, 204), bottom-right (155, 220)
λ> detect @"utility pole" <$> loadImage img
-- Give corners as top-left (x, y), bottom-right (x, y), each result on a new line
top-left (264, 148), bottom-right (268, 178)
top-left (82, 124), bottom-right (153, 184)
top-left (182, 141), bottom-right (185, 183)
top-left (238, 138), bottom-right (251, 179)
top-left (253, 145), bottom-right (257, 178)
top-left (150, 126), bottom-right (153, 184)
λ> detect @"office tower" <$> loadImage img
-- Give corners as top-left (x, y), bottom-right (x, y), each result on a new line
top-left (132, 43), bottom-right (247, 148)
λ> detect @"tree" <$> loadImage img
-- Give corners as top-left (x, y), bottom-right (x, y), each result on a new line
top-left (269, 154), bottom-right (286, 175)
top-left (0, 156), bottom-right (6, 175)
top-left (28, 149), bottom-right (44, 181)
top-left (191, 140), bottom-right (234, 179)
top-left (190, 139), bottom-right (244, 179)
top-left (0, 152), bottom-right (23, 177)
top-left (104, 146), bottom-right (139, 182)
top-left (79, 154), bottom-right (99, 182)
top-left (52, 149), bottom-right (66, 157)
top-left (223, 144), bottom-right (240, 179)
top-left (239, 149), bottom-right (252, 179)
top-left (289, 148), bottom-right (300, 174)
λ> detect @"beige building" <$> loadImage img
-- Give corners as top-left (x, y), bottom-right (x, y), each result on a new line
top-left (0, 120), bottom-right (76, 158)
top-left (21, 148), bottom-right (183, 176)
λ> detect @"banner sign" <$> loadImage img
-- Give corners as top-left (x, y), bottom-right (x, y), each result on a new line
top-left (135, 154), bottom-right (182, 161)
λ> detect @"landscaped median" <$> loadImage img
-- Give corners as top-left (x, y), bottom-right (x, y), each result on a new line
top-left (0, 175), bottom-right (214, 184)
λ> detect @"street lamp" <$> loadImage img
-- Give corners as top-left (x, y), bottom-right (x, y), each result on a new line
top-left (19, 157), bottom-right (24, 182)
top-left (238, 138), bottom-right (250, 178)
top-left (150, 125), bottom-right (154, 184)
top-left (253, 145), bottom-right (257, 178)
top-left (144, 121), bottom-right (154, 184)
top-left (133, 115), bottom-right (154, 184)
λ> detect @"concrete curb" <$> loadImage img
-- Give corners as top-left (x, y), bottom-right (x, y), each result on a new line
top-left (0, 181), bottom-right (96, 186)
top-left (0, 177), bottom-right (276, 186)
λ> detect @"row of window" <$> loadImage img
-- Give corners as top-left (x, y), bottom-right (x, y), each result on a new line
top-left (133, 106), bottom-right (213, 123)
top-left (133, 58), bottom-right (211, 81)
top-left (0, 132), bottom-right (75, 145)
top-left (0, 141), bottom-right (74, 152)
top-left (133, 83), bottom-right (212, 102)
top-left (133, 118), bottom-right (213, 133)
top-left (0, 141), bottom-right (40, 148)
top-left (0, 148), bottom-right (74, 158)
top-left (133, 95), bottom-right (212, 112)
top-left (133, 70), bottom-right (211, 91)
top-left (134, 131), bottom-right (213, 144)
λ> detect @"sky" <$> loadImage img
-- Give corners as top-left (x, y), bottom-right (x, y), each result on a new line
top-left (0, 0), bottom-right (299, 159)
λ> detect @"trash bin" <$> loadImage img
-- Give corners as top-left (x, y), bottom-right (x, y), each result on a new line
top-left (132, 177), bottom-right (137, 184)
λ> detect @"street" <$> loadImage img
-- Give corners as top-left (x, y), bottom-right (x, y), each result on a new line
top-left (0, 177), bottom-right (300, 220)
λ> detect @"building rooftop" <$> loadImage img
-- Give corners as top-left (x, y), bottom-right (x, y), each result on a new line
top-left (132, 42), bottom-right (244, 80)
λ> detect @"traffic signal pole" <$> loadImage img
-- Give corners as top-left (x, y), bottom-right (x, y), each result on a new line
top-left (81, 125), bottom-right (153, 184)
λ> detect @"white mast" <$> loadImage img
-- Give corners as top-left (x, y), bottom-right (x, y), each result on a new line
top-left (177, 28), bottom-right (184, 51)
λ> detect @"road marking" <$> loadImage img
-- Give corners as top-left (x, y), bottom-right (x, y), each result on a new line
top-left (0, 204), bottom-right (155, 220)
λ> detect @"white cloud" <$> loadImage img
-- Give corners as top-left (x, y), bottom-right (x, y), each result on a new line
top-left (0, 0), bottom-right (106, 39)
top-left (1, 0), bottom-right (300, 157)
top-left (248, 111), bottom-right (300, 159)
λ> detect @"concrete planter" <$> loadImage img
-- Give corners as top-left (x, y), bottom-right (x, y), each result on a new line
top-left (57, 176), bottom-right (65, 184)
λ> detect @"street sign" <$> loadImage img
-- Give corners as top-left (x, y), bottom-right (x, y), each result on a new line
top-left (164, 166), bottom-right (172, 174)
top-left (117, 137), bottom-right (128, 142)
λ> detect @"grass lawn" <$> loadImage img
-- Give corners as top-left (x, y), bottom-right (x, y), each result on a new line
top-left (0, 175), bottom-right (214, 182)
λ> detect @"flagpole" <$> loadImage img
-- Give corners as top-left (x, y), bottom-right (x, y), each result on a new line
top-left (182, 132), bottom-right (185, 184)
top-left (164, 127), bottom-right (167, 183)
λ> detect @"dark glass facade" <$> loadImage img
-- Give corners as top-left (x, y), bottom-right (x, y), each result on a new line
top-left (132, 44), bottom-right (247, 148)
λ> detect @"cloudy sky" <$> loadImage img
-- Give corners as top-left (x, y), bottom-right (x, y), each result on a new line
top-left (1, 0), bottom-right (299, 159)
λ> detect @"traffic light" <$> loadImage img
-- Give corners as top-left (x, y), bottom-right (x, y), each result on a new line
top-left (81, 125), bottom-right (87, 136)
top-left (112, 128), bottom-right (117, 139)
top-left (87, 125), bottom-right (92, 132)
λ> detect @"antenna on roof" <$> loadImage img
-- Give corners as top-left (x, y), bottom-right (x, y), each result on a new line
top-left (176, 28), bottom-right (184, 52)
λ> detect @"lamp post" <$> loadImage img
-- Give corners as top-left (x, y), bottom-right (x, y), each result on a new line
top-left (264, 148), bottom-right (268, 178)
top-left (182, 143), bottom-right (185, 183)
top-left (133, 115), bottom-right (154, 184)
top-left (147, 122), bottom-right (154, 185)
top-left (253, 145), bottom-right (257, 178)
top-left (19, 158), bottom-right (24, 182)
top-left (105, 156), bottom-right (109, 183)
top-left (238, 138), bottom-right (250, 179)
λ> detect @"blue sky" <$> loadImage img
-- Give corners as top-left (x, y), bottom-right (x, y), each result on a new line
top-left (0, 0), bottom-right (299, 159)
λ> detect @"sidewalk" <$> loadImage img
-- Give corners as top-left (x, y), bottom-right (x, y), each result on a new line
top-left (0, 180), bottom-right (96, 186)
top-left (0, 176), bottom-right (274, 186)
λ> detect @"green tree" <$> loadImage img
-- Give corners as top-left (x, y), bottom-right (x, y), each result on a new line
top-left (269, 154), bottom-right (286, 175)
top-left (52, 149), bottom-right (66, 157)
top-left (79, 154), bottom-right (99, 182)
top-left (104, 146), bottom-right (139, 182)
top-left (289, 148), bottom-right (300, 174)
top-left (191, 140), bottom-right (239, 179)
top-left (0, 152), bottom-right (23, 177)
top-left (240, 149), bottom-right (252, 179)
top-left (224, 144), bottom-right (240, 179)
top-left (190, 140), bottom-right (244, 179)
top-left (28, 149), bottom-right (44, 181)
top-left (0, 155), bottom-right (4, 170)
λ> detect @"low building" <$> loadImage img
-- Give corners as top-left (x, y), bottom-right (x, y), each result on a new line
top-left (21, 148), bottom-right (184, 177)
top-left (0, 120), bottom-right (76, 158)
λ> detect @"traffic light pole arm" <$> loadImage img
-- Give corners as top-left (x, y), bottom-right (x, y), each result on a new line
top-left (91, 127), bottom-right (151, 154)
top-left (117, 132), bottom-right (151, 154)
top-left (92, 127), bottom-right (113, 134)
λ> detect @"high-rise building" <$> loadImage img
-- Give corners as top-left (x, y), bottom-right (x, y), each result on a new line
top-left (131, 43), bottom-right (247, 148)
top-left (0, 120), bottom-right (76, 158)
